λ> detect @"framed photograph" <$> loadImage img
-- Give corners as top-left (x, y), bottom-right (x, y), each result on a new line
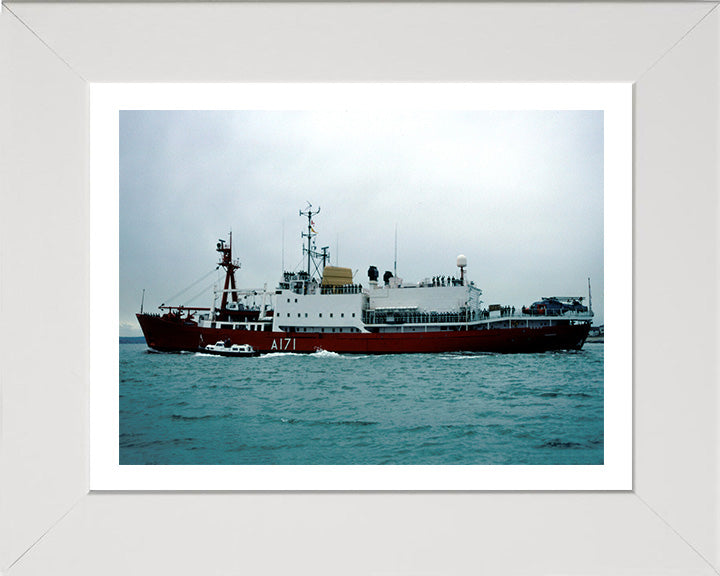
top-left (91, 83), bottom-right (631, 490)
top-left (3, 2), bottom-right (718, 574)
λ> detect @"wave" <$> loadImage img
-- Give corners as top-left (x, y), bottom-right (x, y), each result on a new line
top-left (538, 439), bottom-right (585, 449)
top-left (171, 413), bottom-right (233, 421)
top-left (537, 391), bottom-right (594, 399)
top-left (280, 417), bottom-right (377, 427)
top-left (311, 349), bottom-right (341, 358)
top-left (439, 352), bottom-right (498, 359)
top-left (147, 349), bottom-right (196, 355)
top-left (259, 349), bottom-right (349, 359)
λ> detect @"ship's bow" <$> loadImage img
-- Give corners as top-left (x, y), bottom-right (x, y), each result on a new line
top-left (136, 313), bottom-right (200, 352)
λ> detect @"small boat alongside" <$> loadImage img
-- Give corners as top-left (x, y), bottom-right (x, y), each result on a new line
top-left (200, 340), bottom-right (259, 357)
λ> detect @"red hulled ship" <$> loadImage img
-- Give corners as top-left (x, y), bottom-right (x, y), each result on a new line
top-left (137, 204), bottom-right (593, 354)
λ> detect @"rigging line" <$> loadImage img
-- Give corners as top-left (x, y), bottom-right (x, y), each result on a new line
top-left (292, 257), bottom-right (305, 273)
top-left (163, 268), bottom-right (218, 304)
top-left (181, 281), bottom-right (218, 307)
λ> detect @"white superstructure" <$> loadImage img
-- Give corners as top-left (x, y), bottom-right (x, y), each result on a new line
top-left (271, 264), bottom-right (484, 335)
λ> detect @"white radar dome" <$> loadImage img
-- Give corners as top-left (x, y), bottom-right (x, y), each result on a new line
top-left (456, 254), bottom-right (467, 268)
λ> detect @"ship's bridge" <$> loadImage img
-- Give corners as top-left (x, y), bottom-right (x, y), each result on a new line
top-left (273, 267), bottom-right (369, 333)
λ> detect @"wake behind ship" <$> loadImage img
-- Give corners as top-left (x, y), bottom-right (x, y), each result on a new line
top-left (137, 204), bottom-right (593, 354)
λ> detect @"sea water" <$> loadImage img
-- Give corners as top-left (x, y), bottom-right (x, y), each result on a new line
top-left (119, 343), bottom-right (604, 465)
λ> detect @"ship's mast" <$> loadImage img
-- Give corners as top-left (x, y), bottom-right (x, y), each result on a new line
top-left (216, 232), bottom-right (240, 310)
top-left (300, 202), bottom-right (321, 278)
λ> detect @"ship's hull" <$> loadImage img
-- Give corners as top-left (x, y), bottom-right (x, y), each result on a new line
top-left (137, 313), bottom-right (590, 354)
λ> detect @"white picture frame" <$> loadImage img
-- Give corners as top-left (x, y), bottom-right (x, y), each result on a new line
top-left (2, 2), bottom-right (719, 574)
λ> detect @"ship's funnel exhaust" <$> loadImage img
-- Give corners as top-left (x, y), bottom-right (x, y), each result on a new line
top-left (368, 266), bottom-right (379, 282)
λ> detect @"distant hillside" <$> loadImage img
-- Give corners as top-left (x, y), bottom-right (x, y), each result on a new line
top-left (120, 336), bottom-right (146, 344)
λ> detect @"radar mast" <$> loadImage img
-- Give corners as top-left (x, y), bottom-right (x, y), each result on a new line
top-left (299, 202), bottom-right (328, 280)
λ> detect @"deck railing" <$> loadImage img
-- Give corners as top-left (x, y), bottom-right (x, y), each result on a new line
top-left (320, 284), bottom-right (363, 295)
top-left (362, 308), bottom-right (591, 325)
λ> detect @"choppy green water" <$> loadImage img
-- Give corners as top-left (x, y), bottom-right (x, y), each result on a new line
top-left (120, 343), bottom-right (603, 465)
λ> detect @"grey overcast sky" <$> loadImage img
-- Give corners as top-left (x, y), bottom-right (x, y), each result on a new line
top-left (120, 110), bottom-right (603, 336)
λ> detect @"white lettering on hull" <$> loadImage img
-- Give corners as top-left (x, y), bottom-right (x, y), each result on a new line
top-left (271, 338), bottom-right (296, 351)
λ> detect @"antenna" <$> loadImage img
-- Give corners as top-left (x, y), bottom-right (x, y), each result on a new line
top-left (282, 220), bottom-right (285, 272)
top-left (588, 277), bottom-right (593, 314)
top-left (299, 202), bottom-right (321, 278)
top-left (140, 288), bottom-right (145, 314)
top-left (394, 223), bottom-right (398, 277)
